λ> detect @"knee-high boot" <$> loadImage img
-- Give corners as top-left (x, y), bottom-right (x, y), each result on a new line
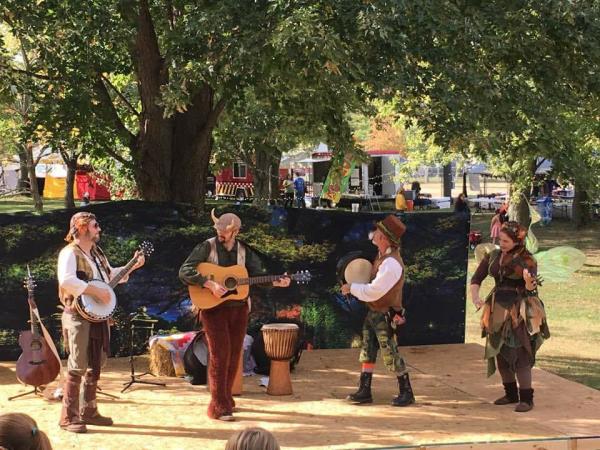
top-left (59, 372), bottom-right (87, 433)
top-left (80, 371), bottom-right (113, 426)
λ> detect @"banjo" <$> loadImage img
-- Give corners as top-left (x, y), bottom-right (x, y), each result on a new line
top-left (75, 241), bottom-right (154, 322)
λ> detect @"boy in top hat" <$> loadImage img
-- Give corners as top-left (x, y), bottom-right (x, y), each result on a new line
top-left (341, 214), bottom-right (415, 407)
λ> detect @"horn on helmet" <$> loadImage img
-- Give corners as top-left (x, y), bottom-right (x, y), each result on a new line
top-left (211, 208), bottom-right (219, 225)
top-left (225, 219), bottom-right (236, 232)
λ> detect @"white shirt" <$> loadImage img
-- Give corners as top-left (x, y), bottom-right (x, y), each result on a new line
top-left (349, 253), bottom-right (403, 303)
top-left (57, 245), bottom-right (127, 298)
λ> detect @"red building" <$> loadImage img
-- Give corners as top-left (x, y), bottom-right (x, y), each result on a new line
top-left (214, 161), bottom-right (289, 200)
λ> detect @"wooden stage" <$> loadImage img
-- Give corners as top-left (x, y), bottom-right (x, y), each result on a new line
top-left (1, 344), bottom-right (599, 450)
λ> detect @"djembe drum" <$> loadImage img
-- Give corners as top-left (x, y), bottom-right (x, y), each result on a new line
top-left (261, 323), bottom-right (299, 396)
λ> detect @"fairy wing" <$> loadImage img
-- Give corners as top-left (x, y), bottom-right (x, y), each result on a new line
top-left (535, 246), bottom-right (586, 282)
top-left (526, 199), bottom-right (541, 254)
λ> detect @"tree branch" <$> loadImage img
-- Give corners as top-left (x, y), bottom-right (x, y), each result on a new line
top-left (206, 97), bottom-right (227, 131)
top-left (102, 145), bottom-right (132, 167)
top-left (33, 145), bottom-right (49, 166)
top-left (0, 63), bottom-right (55, 81)
top-left (100, 74), bottom-right (139, 117)
top-left (534, 157), bottom-right (546, 171)
top-left (93, 75), bottom-right (135, 141)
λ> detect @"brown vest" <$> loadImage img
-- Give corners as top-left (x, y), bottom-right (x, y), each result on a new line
top-left (367, 249), bottom-right (405, 312)
top-left (58, 243), bottom-right (109, 308)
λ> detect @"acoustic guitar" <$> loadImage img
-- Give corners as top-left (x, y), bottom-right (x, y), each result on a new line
top-left (15, 269), bottom-right (61, 388)
top-left (188, 263), bottom-right (312, 310)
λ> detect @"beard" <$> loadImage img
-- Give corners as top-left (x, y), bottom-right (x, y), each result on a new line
top-left (85, 230), bottom-right (101, 243)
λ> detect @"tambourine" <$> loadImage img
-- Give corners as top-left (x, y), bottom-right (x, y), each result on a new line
top-left (336, 251), bottom-right (373, 285)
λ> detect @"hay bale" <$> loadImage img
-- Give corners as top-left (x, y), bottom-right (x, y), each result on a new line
top-left (149, 344), bottom-right (176, 377)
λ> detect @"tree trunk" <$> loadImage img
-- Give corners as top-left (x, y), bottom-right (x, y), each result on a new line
top-left (442, 163), bottom-right (452, 198)
top-left (508, 189), bottom-right (531, 228)
top-left (25, 142), bottom-right (43, 212)
top-left (129, 3), bottom-right (223, 208)
top-left (270, 154), bottom-right (282, 205)
top-left (17, 147), bottom-right (29, 191)
top-left (168, 86), bottom-right (216, 208)
top-left (572, 185), bottom-right (590, 228)
top-left (462, 171), bottom-right (467, 197)
top-left (252, 147), bottom-right (273, 208)
top-left (63, 157), bottom-right (77, 209)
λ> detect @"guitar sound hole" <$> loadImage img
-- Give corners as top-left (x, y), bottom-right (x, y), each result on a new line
top-left (223, 277), bottom-right (238, 290)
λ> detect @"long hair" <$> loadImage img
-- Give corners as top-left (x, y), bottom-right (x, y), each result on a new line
top-left (0, 413), bottom-right (53, 450)
top-left (225, 427), bottom-right (280, 450)
top-left (65, 212), bottom-right (97, 242)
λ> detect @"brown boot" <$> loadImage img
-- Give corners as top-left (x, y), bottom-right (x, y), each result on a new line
top-left (59, 372), bottom-right (87, 433)
top-left (80, 372), bottom-right (113, 426)
top-left (515, 388), bottom-right (534, 412)
top-left (494, 382), bottom-right (519, 405)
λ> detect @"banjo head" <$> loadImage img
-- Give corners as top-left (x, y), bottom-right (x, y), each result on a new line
top-left (77, 280), bottom-right (117, 322)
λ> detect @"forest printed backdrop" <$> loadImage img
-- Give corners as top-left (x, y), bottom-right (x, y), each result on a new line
top-left (0, 202), bottom-right (468, 359)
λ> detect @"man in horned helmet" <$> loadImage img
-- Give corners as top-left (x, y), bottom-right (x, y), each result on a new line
top-left (179, 209), bottom-right (290, 422)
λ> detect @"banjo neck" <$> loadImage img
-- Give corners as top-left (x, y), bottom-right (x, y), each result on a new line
top-left (108, 254), bottom-right (139, 289)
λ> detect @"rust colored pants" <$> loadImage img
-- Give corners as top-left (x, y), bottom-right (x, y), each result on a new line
top-left (201, 304), bottom-right (248, 419)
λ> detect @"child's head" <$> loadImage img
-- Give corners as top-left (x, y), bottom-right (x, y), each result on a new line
top-left (0, 413), bottom-right (52, 450)
top-left (225, 427), bottom-right (280, 450)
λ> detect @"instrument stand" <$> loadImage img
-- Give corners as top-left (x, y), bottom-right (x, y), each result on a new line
top-left (121, 308), bottom-right (165, 393)
top-left (96, 385), bottom-right (119, 399)
top-left (8, 385), bottom-right (45, 401)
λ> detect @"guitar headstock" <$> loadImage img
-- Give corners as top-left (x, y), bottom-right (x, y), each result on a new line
top-left (139, 241), bottom-right (154, 257)
top-left (23, 265), bottom-right (36, 300)
top-left (291, 270), bottom-right (312, 284)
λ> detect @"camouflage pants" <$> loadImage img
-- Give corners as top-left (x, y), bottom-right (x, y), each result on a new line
top-left (359, 309), bottom-right (408, 375)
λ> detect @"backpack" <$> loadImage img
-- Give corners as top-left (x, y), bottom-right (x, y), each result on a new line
top-left (183, 331), bottom-right (209, 385)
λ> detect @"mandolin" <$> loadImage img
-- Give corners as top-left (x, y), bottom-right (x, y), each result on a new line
top-left (188, 262), bottom-right (312, 310)
top-left (15, 268), bottom-right (61, 388)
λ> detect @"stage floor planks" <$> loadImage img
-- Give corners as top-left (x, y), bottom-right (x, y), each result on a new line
top-left (1, 343), bottom-right (599, 450)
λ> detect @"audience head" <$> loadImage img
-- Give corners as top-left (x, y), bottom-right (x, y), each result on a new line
top-left (225, 427), bottom-right (280, 450)
top-left (0, 413), bottom-right (52, 450)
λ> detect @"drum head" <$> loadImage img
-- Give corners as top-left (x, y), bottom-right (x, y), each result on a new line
top-left (261, 323), bottom-right (299, 331)
top-left (344, 258), bottom-right (372, 284)
top-left (337, 251), bottom-right (373, 284)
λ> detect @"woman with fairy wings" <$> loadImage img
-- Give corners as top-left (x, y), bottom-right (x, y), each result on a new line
top-left (470, 221), bottom-right (550, 413)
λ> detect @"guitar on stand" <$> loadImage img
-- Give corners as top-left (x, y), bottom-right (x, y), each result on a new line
top-left (10, 267), bottom-right (61, 401)
top-left (188, 263), bottom-right (312, 310)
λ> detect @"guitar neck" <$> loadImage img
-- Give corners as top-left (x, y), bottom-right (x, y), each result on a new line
top-left (108, 255), bottom-right (138, 288)
top-left (240, 274), bottom-right (286, 287)
top-left (28, 297), bottom-right (40, 336)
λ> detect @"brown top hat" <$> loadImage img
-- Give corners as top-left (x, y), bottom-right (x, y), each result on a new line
top-left (375, 215), bottom-right (406, 245)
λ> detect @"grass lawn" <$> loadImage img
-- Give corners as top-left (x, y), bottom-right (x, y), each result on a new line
top-left (467, 214), bottom-right (600, 390)
top-left (0, 196), bottom-right (71, 214)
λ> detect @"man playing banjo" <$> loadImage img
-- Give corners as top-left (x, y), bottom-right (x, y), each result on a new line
top-left (57, 212), bottom-right (145, 433)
